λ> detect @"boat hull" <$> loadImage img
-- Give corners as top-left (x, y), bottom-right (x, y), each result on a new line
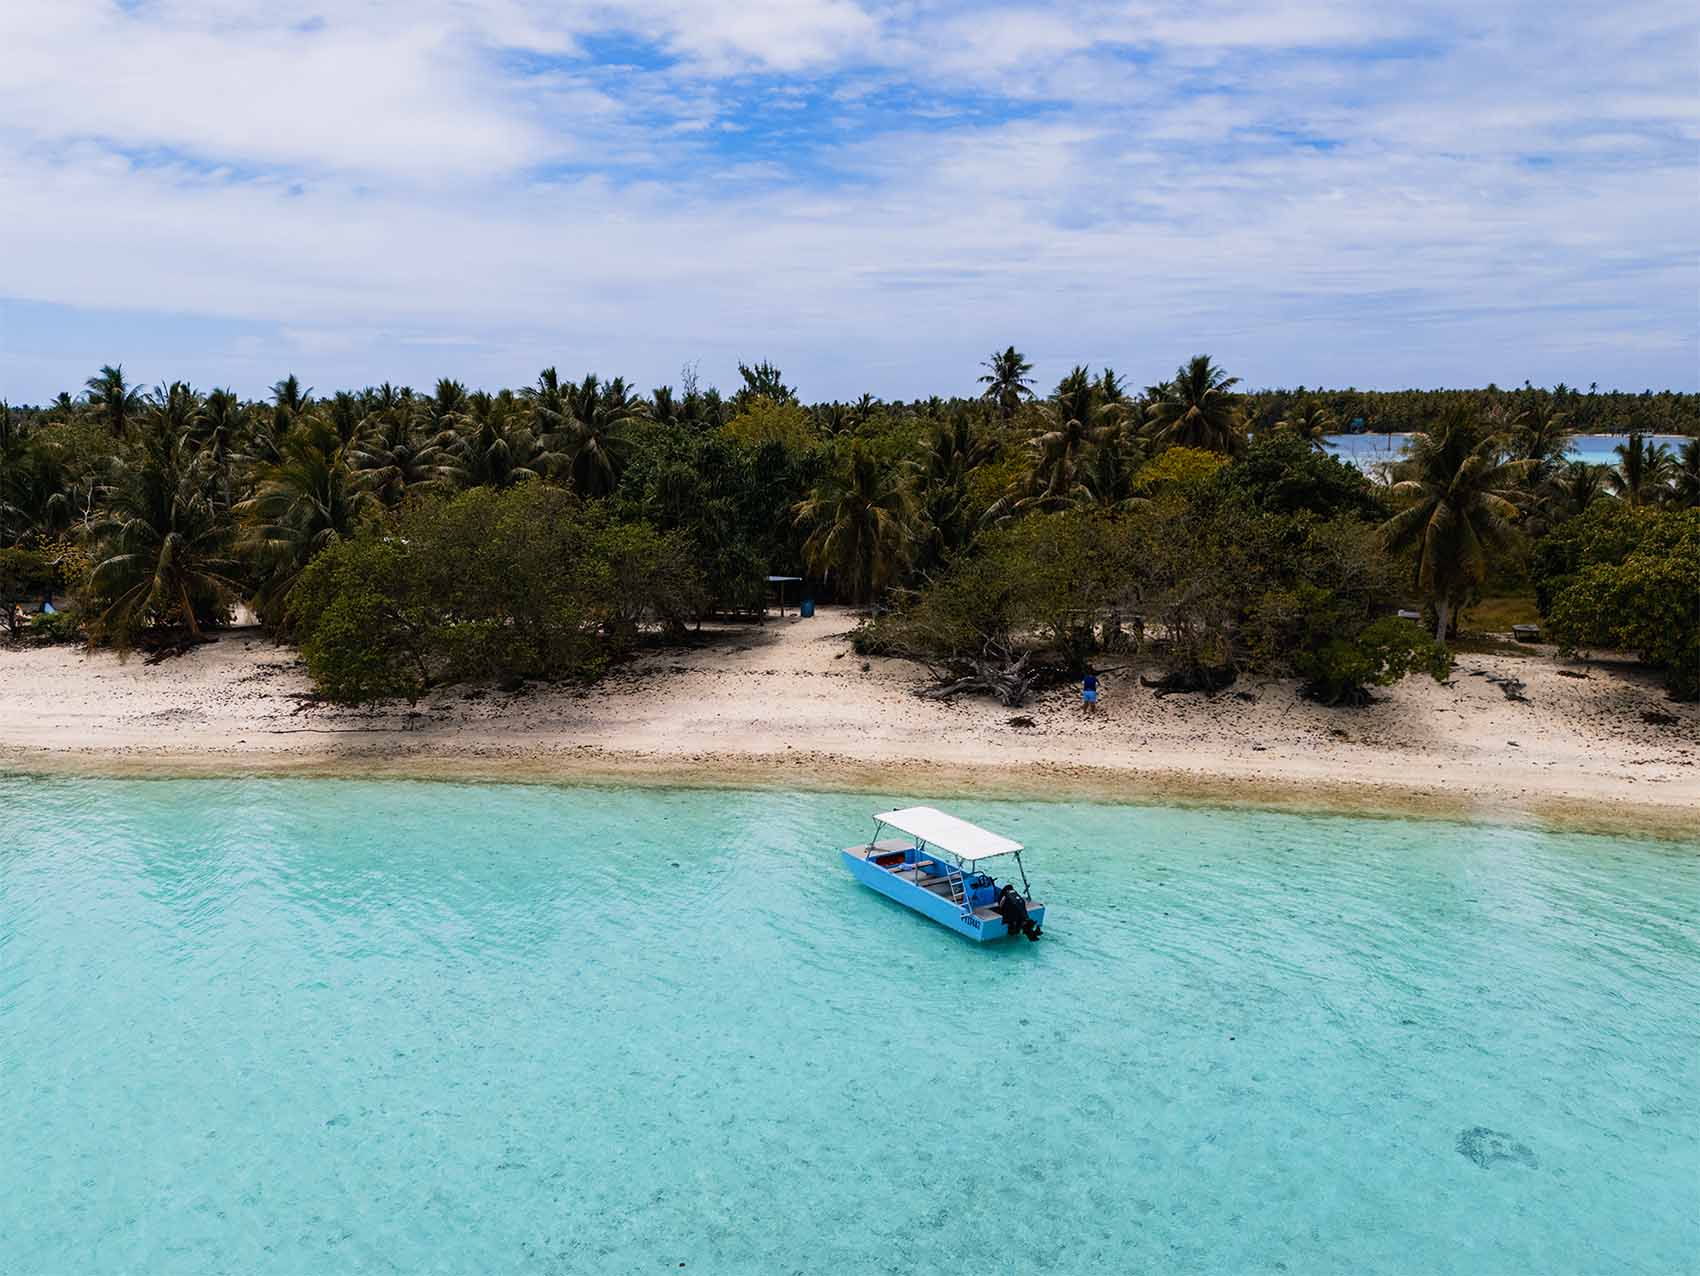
top-left (841, 849), bottom-right (1044, 942)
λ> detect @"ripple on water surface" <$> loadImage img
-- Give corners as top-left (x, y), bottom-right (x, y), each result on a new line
top-left (2, 777), bottom-right (1697, 1274)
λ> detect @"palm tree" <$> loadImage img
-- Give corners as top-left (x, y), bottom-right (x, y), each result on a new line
top-left (84, 364), bottom-right (143, 437)
top-left (1021, 367), bottom-right (1122, 506)
top-left (197, 388), bottom-right (247, 513)
top-left (1511, 404), bottom-right (1572, 472)
top-left (1144, 355), bottom-right (1245, 454)
top-left (1380, 411), bottom-right (1534, 640)
top-left (271, 374), bottom-right (313, 417)
top-left (350, 410), bottom-right (451, 506)
top-left (91, 431), bottom-right (239, 641)
top-left (537, 374), bottom-right (642, 497)
top-left (0, 405), bottom-right (73, 546)
top-left (794, 441), bottom-right (915, 603)
top-left (978, 346), bottom-right (1034, 423)
top-left (141, 381), bottom-right (206, 448)
top-left (447, 394), bottom-right (556, 490)
top-left (1273, 400), bottom-right (1334, 449)
top-left (240, 416), bottom-right (374, 621)
top-left (1672, 438), bottom-right (1700, 509)
top-left (1070, 423), bottom-right (1145, 511)
top-left (46, 391), bottom-right (79, 424)
top-left (1541, 460), bottom-right (1612, 524)
top-left (1608, 433), bottom-right (1674, 507)
top-left (913, 411), bottom-right (996, 567)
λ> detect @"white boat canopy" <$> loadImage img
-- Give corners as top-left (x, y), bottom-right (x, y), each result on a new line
top-left (872, 806), bottom-right (1024, 861)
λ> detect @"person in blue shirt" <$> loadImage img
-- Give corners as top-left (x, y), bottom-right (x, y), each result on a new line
top-left (1082, 671), bottom-right (1099, 713)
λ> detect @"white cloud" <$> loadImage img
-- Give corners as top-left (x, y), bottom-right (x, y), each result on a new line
top-left (0, 0), bottom-right (1694, 398)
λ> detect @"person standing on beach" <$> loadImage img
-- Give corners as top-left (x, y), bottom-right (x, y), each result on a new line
top-left (1082, 671), bottom-right (1099, 714)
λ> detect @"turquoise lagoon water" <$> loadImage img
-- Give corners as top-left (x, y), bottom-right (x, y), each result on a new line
top-left (1322, 432), bottom-right (1691, 469)
top-left (3, 777), bottom-right (1697, 1274)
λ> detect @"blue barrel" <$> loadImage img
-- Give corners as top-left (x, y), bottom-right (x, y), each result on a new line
top-left (800, 598), bottom-right (815, 618)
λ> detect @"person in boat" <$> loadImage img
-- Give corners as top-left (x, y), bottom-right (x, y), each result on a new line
top-left (1082, 671), bottom-right (1099, 713)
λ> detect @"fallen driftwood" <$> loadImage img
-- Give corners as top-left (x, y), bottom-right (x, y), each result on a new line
top-left (1140, 666), bottom-right (1238, 697)
top-left (1485, 673), bottom-right (1529, 701)
top-left (917, 649), bottom-right (1039, 707)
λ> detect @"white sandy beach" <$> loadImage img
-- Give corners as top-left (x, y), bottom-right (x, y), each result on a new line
top-left (1, 606), bottom-right (1695, 837)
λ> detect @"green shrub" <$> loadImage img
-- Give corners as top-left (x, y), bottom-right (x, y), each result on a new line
top-left (25, 608), bottom-right (85, 644)
top-left (1536, 505), bottom-right (1699, 699)
top-left (289, 484), bottom-right (707, 705)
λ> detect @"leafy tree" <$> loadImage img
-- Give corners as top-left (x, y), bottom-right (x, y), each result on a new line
top-left (1240, 517), bottom-right (1449, 702)
top-left (1218, 431), bottom-right (1385, 520)
top-left (1380, 411), bottom-right (1533, 639)
top-left (290, 485), bottom-right (706, 703)
top-left (724, 396), bottom-right (815, 451)
top-left (734, 360), bottom-right (796, 409)
top-left (292, 538), bottom-right (432, 704)
top-left (1145, 355), bottom-right (1245, 455)
top-left (1132, 445), bottom-right (1228, 493)
top-left (1283, 615), bottom-right (1453, 705)
top-left (1537, 505), bottom-right (1698, 699)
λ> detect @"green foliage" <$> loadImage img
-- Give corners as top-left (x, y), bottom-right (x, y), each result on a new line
top-left (1272, 607), bottom-right (1452, 704)
top-left (1221, 431), bottom-right (1387, 520)
top-left (794, 441), bottom-right (915, 603)
top-left (1536, 505), bottom-right (1699, 699)
top-left (1380, 410), bottom-right (1534, 639)
top-left (88, 426), bottom-right (240, 645)
top-left (724, 397), bottom-right (816, 450)
top-left (294, 539), bottom-right (429, 704)
top-left (289, 485), bottom-right (708, 704)
top-left (12, 359), bottom-right (1698, 710)
top-left (1133, 446), bottom-right (1228, 492)
top-left (1145, 355), bottom-right (1245, 455)
top-left (1, 547), bottom-right (55, 640)
top-left (26, 607), bottom-right (85, 644)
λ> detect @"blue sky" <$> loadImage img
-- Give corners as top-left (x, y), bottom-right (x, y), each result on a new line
top-left (1, 0), bottom-right (1695, 403)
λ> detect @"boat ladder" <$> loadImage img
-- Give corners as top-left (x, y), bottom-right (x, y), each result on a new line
top-left (943, 864), bottom-right (969, 913)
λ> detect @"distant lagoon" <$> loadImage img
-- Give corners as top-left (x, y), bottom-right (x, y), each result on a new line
top-left (1322, 432), bottom-right (1692, 469)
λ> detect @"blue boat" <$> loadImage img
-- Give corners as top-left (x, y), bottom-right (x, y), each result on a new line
top-left (841, 806), bottom-right (1046, 942)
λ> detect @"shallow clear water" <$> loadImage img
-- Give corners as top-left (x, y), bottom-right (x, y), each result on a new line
top-left (1322, 432), bottom-right (1690, 469)
top-left (3, 778), bottom-right (1697, 1274)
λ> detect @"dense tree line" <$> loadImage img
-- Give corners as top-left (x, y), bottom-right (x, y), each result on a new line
top-left (1239, 382), bottom-right (1700, 439)
top-left (2, 354), bottom-right (1696, 702)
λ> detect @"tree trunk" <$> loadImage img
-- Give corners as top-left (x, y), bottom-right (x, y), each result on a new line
top-left (1434, 597), bottom-right (1452, 643)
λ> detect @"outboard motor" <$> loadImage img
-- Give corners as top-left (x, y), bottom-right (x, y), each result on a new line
top-left (996, 884), bottom-right (1043, 941)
